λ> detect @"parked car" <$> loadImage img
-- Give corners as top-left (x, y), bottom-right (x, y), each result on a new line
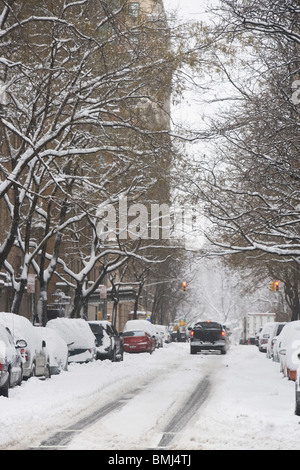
top-left (123, 319), bottom-right (156, 354)
top-left (46, 318), bottom-right (96, 364)
top-left (255, 327), bottom-right (263, 346)
top-left (88, 320), bottom-right (124, 362)
top-left (156, 325), bottom-right (171, 344)
top-left (171, 330), bottom-right (187, 342)
top-left (153, 326), bottom-right (163, 348)
top-left (36, 327), bottom-right (68, 375)
top-left (266, 322), bottom-right (286, 359)
top-left (276, 321), bottom-right (300, 380)
top-left (295, 366), bottom-right (300, 415)
top-left (123, 330), bottom-right (155, 354)
top-left (258, 322), bottom-right (276, 353)
top-left (0, 312), bottom-right (50, 380)
top-left (189, 321), bottom-right (229, 355)
top-left (0, 325), bottom-right (26, 397)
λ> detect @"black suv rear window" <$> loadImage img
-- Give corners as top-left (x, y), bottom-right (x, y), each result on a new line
top-left (194, 322), bottom-right (222, 330)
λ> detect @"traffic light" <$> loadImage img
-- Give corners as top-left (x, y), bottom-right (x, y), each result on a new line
top-left (270, 281), bottom-right (279, 292)
top-left (182, 281), bottom-right (187, 292)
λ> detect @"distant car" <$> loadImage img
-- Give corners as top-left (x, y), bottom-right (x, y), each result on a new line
top-left (0, 325), bottom-right (26, 397)
top-left (0, 312), bottom-right (51, 380)
top-left (123, 330), bottom-right (155, 354)
top-left (47, 318), bottom-right (96, 364)
top-left (258, 322), bottom-right (276, 353)
top-left (36, 327), bottom-right (68, 375)
top-left (266, 322), bottom-right (286, 359)
top-left (189, 321), bottom-right (229, 355)
top-left (156, 325), bottom-right (171, 344)
top-left (171, 330), bottom-right (185, 342)
top-left (88, 320), bottom-right (124, 362)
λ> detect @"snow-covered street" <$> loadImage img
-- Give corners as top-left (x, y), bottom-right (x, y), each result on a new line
top-left (1, 342), bottom-right (300, 450)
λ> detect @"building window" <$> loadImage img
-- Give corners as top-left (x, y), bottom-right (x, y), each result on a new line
top-left (128, 2), bottom-right (140, 17)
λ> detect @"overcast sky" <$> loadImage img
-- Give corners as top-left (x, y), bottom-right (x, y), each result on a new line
top-left (163, 0), bottom-right (214, 21)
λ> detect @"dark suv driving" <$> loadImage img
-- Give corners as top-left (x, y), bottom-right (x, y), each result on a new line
top-left (189, 321), bottom-right (229, 355)
top-left (88, 320), bottom-right (124, 362)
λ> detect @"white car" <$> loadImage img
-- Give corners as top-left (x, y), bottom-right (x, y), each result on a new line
top-left (0, 312), bottom-right (50, 379)
top-left (276, 321), bottom-right (300, 380)
top-left (0, 324), bottom-right (26, 396)
top-left (266, 322), bottom-right (286, 359)
top-left (36, 327), bottom-right (68, 374)
top-left (156, 325), bottom-right (171, 344)
top-left (258, 322), bottom-right (276, 353)
top-left (295, 366), bottom-right (300, 415)
top-left (46, 318), bottom-right (96, 363)
top-left (88, 320), bottom-right (124, 362)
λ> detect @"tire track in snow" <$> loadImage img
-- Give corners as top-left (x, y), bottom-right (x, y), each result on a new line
top-left (156, 374), bottom-right (211, 448)
top-left (32, 387), bottom-right (143, 449)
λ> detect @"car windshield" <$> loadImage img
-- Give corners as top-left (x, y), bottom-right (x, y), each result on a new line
top-left (0, 330), bottom-right (8, 344)
top-left (123, 330), bottom-right (145, 337)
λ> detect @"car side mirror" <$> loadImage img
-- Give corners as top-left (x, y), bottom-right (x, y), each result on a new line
top-left (16, 339), bottom-right (27, 349)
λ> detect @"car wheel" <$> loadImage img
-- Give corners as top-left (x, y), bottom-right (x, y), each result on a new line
top-left (30, 364), bottom-right (36, 378)
top-left (110, 348), bottom-right (116, 362)
top-left (117, 350), bottom-right (124, 362)
top-left (17, 366), bottom-right (23, 386)
top-left (45, 364), bottom-right (51, 379)
top-left (295, 393), bottom-right (300, 416)
top-left (0, 374), bottom-right (9, 397)
top-left (190, 347), bottom-right (197, 355)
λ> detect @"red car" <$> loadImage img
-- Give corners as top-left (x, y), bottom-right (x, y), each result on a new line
top-left (123, 330), bottom-right (155, 354)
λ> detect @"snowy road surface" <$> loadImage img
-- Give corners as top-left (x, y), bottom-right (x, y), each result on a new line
top-left (1, 342), bottom-right (300, 450)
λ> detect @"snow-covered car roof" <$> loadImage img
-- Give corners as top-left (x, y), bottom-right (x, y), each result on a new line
top-left (46, 318), bottom-right (96, 349)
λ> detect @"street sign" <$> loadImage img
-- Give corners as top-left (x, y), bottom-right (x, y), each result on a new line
top-left (99, 285), bottom-right (107, 299)
top-left (27, 274), bottom-right (35, 294)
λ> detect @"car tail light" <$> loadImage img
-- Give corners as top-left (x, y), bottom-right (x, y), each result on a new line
top-left (21, 348), bottom-right (28, 361)
top-left (0, 363), bottom-right (3, 371)
top-left (221, 330), bottom-right (226, 337)
top-left (190, 330), bottom-right (194, 337)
